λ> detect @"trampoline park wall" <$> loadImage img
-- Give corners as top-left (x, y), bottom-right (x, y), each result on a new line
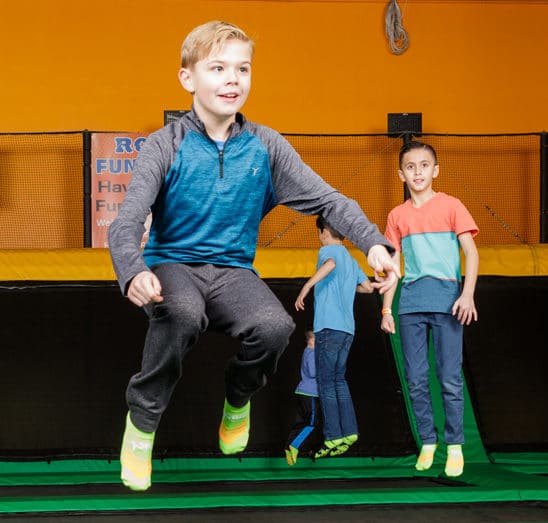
top-left (0, 131), bottom-right (547, 513)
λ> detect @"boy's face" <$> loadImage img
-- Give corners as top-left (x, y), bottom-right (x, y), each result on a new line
top-left (179, 39), bottom-right (252, 124)
top-left (398, 148), bottom-right (439, 194)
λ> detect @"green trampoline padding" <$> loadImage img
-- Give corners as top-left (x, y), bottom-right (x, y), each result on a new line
top-left (0, 457), bottom-right (548, 513)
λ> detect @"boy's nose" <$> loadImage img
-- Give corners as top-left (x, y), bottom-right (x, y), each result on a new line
top-left (226, 69), bottom-right (238, 83)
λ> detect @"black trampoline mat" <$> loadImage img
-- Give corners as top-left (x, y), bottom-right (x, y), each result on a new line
top-left (0, 502), bottom-right (547, 522)
top-left (0, 475), bottom-right (469, 499)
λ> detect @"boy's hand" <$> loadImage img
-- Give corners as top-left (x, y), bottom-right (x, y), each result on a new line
top-left (367, 245), bottom-right (401, 295)
top-left (452, 294), bottom-right (478, 325)
top-left (127, 271), bottom-right (163, 307)
top-left (380, 313), bottom-right (396, 334)
top-left (295, 286), bottom-right (310, 311)
top-left (357, 279), bottom-right (375, 294)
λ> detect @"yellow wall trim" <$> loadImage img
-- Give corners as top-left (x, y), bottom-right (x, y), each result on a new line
top-left (1, 245), bottom-right (547, 282)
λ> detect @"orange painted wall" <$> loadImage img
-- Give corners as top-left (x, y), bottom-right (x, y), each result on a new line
top-left (1, 0), bottom-right (547, 135)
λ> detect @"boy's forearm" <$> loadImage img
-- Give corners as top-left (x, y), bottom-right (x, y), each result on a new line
top-left (382, 285), bottom-right (396, 309)
top-left (460, 234), bottom-right (479, 298)
top-left (109, 218), bottom-right (149, 294)
top-left (462, 249), bottom-right (479, 298)
top-left (380, 250), bottom-right (400, 308)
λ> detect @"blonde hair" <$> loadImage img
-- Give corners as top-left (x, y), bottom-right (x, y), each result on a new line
top-left (181, 20), bottom-right (254, 68)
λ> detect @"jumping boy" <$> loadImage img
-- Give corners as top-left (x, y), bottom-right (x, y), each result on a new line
top-left (380, 140), bottom-right (479, 477)
top-left (109, 20), bottom-right (400, 491)
top-left (295, 216), bottom-right (374, 458)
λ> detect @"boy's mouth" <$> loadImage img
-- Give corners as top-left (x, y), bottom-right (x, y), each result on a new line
top-left (219, 93), bottom-right (239, 101)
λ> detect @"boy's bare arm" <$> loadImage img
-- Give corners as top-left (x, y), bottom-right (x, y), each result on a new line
top-left (295, 259), bottom-right (336, 311)
top-left (453, 232), bottom-right (479, 325)
top-left (380, 250), bottom-right (400, 334)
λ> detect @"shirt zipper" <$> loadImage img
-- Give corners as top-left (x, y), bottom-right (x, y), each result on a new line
top-left (218, 148), bottom-right (224, 179)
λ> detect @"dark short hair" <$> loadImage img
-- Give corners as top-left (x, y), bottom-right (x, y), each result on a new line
top-left (399, 141), bottom-right (438, 169)
top-left (316, 215), bottom-right (345, 240)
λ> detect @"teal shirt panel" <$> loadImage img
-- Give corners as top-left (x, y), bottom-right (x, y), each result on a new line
top-left (400, 231), bottom-right (462, 314)
top-left (402, 231), bottom-right (462, 283)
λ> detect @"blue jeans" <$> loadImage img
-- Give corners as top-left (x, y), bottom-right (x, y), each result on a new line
top-left (315, 328), bottom-right (357, 441)
top-left (399, 312), bottom-right (464, 445)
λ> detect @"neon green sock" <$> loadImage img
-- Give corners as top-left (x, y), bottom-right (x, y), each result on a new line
top-left (120, 412), bottom-right (155, 491)
top-left (285, 445), bottom-right (299, 466)
top-left (445, 444), bottom-right (464, 477)
top-left (219, 399), bottom-right (250, 455)
top-left (415, 443), bottom-right (437, 471)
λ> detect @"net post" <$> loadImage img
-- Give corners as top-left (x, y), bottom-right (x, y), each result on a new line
top-left (541, 132), bottom-right (548, 243)
top-left (387, 113), bottom-right (422, 202)
top-left (401, 133), bottom-right (412, 201)
top-left (83, 130), bottom-right (92, 247)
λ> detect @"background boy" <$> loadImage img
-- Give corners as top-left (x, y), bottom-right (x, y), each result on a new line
top-left (109, 20), bottom-right (399, 491)
top-left (380, 140), bottom-right (479, 477)
top-left (295, 216), bottom-right (374, 458)
top-left (285, 329), bottom-right (321, 466)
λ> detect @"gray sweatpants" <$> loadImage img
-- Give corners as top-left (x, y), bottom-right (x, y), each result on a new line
top-left (127, 263), bottom-right (295, 432)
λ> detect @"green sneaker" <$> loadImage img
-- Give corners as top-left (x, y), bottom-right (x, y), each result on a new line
top-left (329, 443), bottom-right (350, 456)
top-left (120, 412), bottom-right (155, 491)
top-left (330, 434), bottom-right (358, 456)
top-left (314, 438), bottom-right (344, 459)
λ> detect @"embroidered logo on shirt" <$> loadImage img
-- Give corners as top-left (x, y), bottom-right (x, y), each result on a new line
top-left (251, 167), bottom-right (260, 176)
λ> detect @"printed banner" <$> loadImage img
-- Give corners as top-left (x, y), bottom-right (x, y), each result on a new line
top-left (90, 132), bottom-right (149, 248)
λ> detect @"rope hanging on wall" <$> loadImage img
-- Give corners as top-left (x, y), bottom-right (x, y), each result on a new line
top-left (385, 0), bottom-right (409, 55)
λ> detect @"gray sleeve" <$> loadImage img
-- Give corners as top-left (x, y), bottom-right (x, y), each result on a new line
top-left (259, 128), bottom-right (395, 256)
top-left (108, 129), bottom-right (173, 294)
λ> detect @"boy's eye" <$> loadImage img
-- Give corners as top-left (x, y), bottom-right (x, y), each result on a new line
top-left (239, 66), bottom-right (250, 73)
top-left (212, 66), bottom-right (223, 72)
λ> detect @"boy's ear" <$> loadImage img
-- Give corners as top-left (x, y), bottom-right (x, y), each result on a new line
top-left (397, 169), bottom-right (406, 182)
top-left (433, 164), bottom-right (440, 179)
top-left (178, 68), bottom-right (195, 94)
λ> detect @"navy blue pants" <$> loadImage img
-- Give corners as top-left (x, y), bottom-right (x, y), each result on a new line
top-left (286, 394), bottom-right (322, 452)
top-left (399, 312), bottom-right (464, 445)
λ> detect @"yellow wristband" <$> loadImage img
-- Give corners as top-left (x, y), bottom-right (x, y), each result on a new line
top-left (382, 308), bottom-right (392, 316)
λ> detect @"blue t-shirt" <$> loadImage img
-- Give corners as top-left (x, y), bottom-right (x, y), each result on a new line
top-left (313, 244), bottom-right (367, 335)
